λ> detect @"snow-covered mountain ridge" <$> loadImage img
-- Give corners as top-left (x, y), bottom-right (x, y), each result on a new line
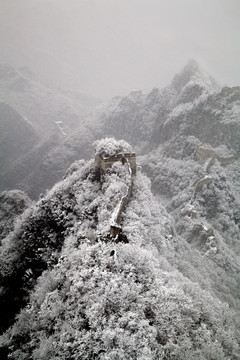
top-left (0, 138), bottom-right (239, 359)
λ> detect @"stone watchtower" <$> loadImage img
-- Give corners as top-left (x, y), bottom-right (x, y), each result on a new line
top-left (95, 152), bottom-right (136, 182)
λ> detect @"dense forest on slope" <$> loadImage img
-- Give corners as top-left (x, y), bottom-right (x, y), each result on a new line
top-left (0, 190), bottom-right (32, 242)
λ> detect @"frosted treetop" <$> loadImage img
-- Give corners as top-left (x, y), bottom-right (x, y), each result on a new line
top-left (94, 137), bottom-right (133, 158)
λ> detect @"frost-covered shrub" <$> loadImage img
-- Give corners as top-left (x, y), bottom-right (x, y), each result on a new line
top-left (64, 159), bottom-right (86, 178)
top-left (94, 137), bottom-right (133, 157)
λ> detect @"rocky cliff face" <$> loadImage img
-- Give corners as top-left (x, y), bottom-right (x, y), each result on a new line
top-left (93, 60), bottom-right (239, 155)
top-left (137, 62), bottom-right (240, 260)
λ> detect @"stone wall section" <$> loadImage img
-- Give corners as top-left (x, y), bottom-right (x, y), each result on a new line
top-left (95, 152), bottom-right (136, 240)
top-left (193, 144), bottom-right (237, 191)
top-left (109, 160), bottom-right (133, 239)
top-left (196, 145), bottom-right (236, 166)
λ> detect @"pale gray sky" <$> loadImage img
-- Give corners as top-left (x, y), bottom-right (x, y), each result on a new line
top-left (1, 0), bottom-right (239, 98)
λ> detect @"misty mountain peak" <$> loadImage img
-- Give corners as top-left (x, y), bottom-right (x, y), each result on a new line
top-left (183, 58), bottom-right (200, 72)
top-left (0, 64), bottom-right (18, 81)
top-left (18, 66), bottom-right (39, 82)
top-left (171, 59), bottom-right (219, 95)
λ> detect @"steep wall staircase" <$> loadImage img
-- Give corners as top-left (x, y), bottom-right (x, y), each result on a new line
top-left (96, 155), bottom-right (135, 243)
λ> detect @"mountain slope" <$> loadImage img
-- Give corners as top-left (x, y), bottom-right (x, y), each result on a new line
top-left (0, 102), bottom-right (38, 174)
top-left (0, 64), bottom-right (100, 137)
top-left (0, 64), bottom-right (101, 198)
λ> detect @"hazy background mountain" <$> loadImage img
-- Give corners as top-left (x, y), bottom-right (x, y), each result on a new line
top-left (0, 64), bottom-right (100, 137)
top-left (0, 63), bottom-right (100, 198)
top-left (0, 60), bottom-right (239, 201)
top-left (0, 0), bottom-right (239, 99)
